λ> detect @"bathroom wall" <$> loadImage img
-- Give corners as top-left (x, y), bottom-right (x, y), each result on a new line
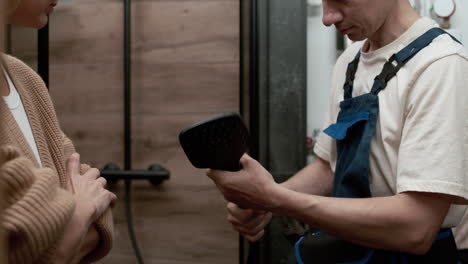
top-left (306, 1), bottom-right (337, 161)
top-left (414, 0), bottom-right (468, 42)
top-left (47, 0), bottom-right (240, 263)
top-left (451, 0), bottom-right (468, 43)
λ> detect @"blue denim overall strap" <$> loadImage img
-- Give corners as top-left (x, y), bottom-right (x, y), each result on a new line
top-left (343, 52), bottom-right (361, 100)
top-left (324, 27), bottom-right (461, 198)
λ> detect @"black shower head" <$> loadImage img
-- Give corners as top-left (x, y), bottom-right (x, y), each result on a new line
top-left (179, 113), bottom-right (250, 172)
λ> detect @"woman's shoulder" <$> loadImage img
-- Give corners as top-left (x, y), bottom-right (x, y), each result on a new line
top-left (2, 54), bottom-right (36, 74)
top-left (2, 54), bottom-right (50, 97)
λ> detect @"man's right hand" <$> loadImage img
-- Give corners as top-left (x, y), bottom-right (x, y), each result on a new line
top-left (66, 153), bottom-right (117, 225)
top-left (226, 202), bottom-right (273, 242)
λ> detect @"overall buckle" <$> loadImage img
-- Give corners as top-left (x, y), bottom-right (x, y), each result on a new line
top-left (375, 54), bottom-right (403, 88)
top-left (345, 63), bottom-right (358, 87)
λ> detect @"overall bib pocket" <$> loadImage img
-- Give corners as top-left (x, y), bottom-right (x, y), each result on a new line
top-left (324, 112), bottom-right (370, 141)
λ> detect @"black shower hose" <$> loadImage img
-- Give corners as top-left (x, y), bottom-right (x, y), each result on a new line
top-left (125, 179), bottom-right (145, 264)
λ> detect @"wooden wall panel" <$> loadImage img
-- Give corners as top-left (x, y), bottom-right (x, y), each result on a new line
top-left (132, 63), bottom-right (238, 115)
top-left (49, 2), bottom-right (124, 64)
top-left (107, 182), bottom-right (237, 264)
top-left (48, 0), bottom-right (240, 263)
top-left (131, 1), bottom-right (238, 64)
top-left (9, 25), bottom-right (37, 69)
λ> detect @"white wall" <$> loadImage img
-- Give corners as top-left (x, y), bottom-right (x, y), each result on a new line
top-left (306, 3), bottom-right (337, 146)
top-left (414, 0), bottom-right (468, 43)
top-left (450, 0), bottom-right (468, 44)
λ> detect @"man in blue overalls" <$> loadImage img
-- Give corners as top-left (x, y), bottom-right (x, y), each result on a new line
top-left (207, 0), bottom-right (468, 262)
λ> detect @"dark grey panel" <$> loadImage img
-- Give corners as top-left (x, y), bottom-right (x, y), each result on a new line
top-left (244, 0), bottom-right (308, 263)
top-left (266, 0), bottom-right (307, 181)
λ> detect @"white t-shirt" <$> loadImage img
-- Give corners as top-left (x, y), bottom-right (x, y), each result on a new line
top-left (314, 18), bottom-right (468, 228)
top-left (2, 71), bottom-right (43, 167)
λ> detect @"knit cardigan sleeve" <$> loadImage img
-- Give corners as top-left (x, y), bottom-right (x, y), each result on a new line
top-left (62, 133), bottom-right (115, 263)
top-left (0, 157), bottom-right (8, 264)
top-left (0, 146), bottom-right (76, 264)
top-left (4, 54), bottom-right (114, 262)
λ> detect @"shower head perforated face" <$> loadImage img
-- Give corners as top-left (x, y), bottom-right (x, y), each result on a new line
top-left (179, 113), bottom-right (250, 172)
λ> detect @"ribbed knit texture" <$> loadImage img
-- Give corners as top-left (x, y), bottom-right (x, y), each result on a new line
top-left (0, 54), bottom-right (114, 263)
top-left (0, 146), bottom-right (75, 264)
top-left (0, 147), bottom-right (7, 264)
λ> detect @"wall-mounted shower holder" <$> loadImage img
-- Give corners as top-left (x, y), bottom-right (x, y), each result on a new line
top-left (101, 163), bottom-right (170, 186)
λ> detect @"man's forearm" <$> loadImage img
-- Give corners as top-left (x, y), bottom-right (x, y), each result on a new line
top-left (280, 158), bottom-right (334, 196)
top-left (269, 186), bottom-right (451, 255)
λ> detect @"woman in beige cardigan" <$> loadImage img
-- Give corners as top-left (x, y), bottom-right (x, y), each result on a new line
top-left (1, 2), bottom-right (9, 263)
top-left (0, 158), bottom-right (5, 264)
top-left (0, 167), bottom-right (5, 264)
top-left (0, 0), bottom-right (117, 263)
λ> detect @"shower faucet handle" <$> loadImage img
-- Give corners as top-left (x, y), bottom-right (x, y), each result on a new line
top-left (101, 163), bottom-right (170, 186)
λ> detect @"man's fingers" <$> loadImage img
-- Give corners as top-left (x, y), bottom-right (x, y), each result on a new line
top-left (227, 213), bottom-right (254, 227)
top-left (226, 203), bottom-right (269, 222)
top-left (228, 211), bottom-right (265, 229)
top-left (245, 214), bottom-right (268, 230)
top-left (245, 220), bottom-right (266, 236)
top-left (264, 212), bottom-right (273, 225)
top-left (239, 153), bottom-right (251, 169)
top-left (232, 219), bottom-right (264, 241)
top-left (206, 169), bottom-right (223, 181)
top-left (206, 169), bottom-right (214, 179)
top-left (206, 169), bottom-right (233, 183)
top-left (226, 203), bottom-right (256, 222)
top-left (230, 211), bottom-right (271, 233)
top-left (240, 153), bottom-right (260, 171)
top-left (243, 229), bottom-right (265, 242)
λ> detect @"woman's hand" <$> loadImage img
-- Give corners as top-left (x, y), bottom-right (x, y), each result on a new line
top-left (226, 203), bottom-right (272, 242)
top-left (66, 153), bottom-right (117, 226)
top-left (53, 153), bottom-right (117, 264)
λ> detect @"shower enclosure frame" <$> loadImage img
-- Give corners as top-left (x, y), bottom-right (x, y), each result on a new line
top-left (36, 3), bottom-right (169, 263)
top-left (240, 0), bottom-right (308, 263)
top-left (38, 25), bottom-right (49, 88)
top-left (35, 0), bottom-right (308, 262)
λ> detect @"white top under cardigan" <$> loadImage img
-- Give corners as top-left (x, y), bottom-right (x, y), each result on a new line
top-left (3, 70), bottom-right (43, 167)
